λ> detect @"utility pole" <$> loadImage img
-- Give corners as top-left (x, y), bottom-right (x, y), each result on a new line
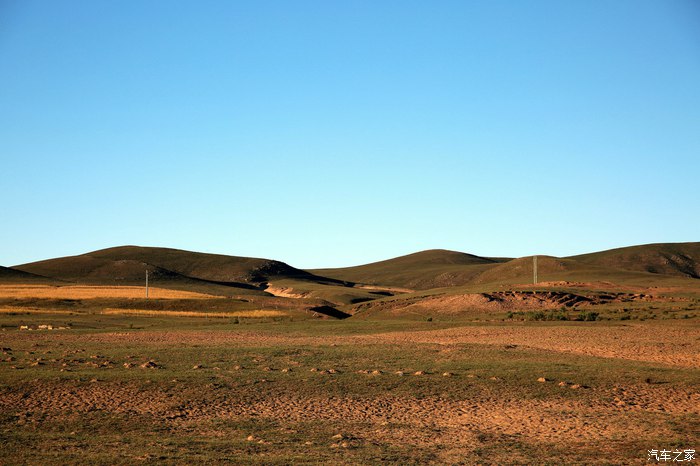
top-left (533, 255), bottom-right (538, 285)
top-left (145, 269), bottom-right (149, 299)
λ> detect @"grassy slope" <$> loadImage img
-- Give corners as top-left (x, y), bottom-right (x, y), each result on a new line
top-left (14, 246), bottom-right (317, 283)
top-left (266, 278), bottom-right (401, 306)
top-left (334, 253), bottom-right (700, 320)
top-left (313, 244), bottom-right (700, 292)
top-left (469, 254), bottom-right (700, 287)
top-left (86, 246), bottom-right (321, 283)
top-left (11, 246), bottom-right (348, 298)
top-left (310, 249), bottom-right (510, 290)
top-left (7, 248), bottom-right (358, 317)
top-left (7, 243), bottom-right (700, 317)
top-left (569, 242), bottom-right (700, 278)
top-left (0, 266), bottom-right (60, 284)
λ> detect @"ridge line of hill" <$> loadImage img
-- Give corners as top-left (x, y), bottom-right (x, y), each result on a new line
top-left (4, 242), bottom-right (698, 293)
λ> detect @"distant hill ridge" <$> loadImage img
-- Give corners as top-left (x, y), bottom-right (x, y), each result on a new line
top-left (569, 242), bottom-right (700, 279)
top-left (11, 246), bottom-right (337, 292)
top-left (0, 265), bottom-right (58, 284)
top-left (310, 249), bottom-right (510, 289)
top-left (5, 242), bottom-right (699, 291)
top-left (311, 243), bottom-right (700, 289)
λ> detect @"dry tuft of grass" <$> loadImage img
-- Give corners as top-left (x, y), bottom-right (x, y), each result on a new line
top-left (100, 308), bottom-right (288, 318)
top-left (0, 285), bottom-right (218, 300)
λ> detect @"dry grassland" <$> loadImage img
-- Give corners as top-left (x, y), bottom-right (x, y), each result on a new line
top-left (101, 308), bottom-right (288, 318)
top-left (0, 283), bottom-right (698, 464)
top-left (0, 284), bottom-right (218, 300)
top-left (1, 318), bottom-right (697, 465)
top-left (0, 307), bottom-right (77, 315)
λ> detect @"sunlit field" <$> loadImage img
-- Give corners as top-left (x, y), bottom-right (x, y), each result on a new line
top-left (0, 285), bottom-right (217, 300)
top-left (1, 289), bottom-right (697, 465)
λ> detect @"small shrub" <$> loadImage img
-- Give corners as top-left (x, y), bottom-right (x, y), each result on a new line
top-left (523, 310), bottom-right (570, 321)
top-left (526, 311), bottom-right (547, 321)
top-left (576, 311), bottom-right (599, 322)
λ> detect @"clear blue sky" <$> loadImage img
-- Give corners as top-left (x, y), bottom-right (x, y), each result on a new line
top-left (2, 0), bottom-right (699, 268)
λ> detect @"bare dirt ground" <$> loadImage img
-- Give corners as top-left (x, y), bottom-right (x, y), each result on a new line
top-left (264, 284), bottom-right (310, 299)
top-left (1, 317), bottom-right (698, 464)
top-left (10, 321), bottom-right (698, 367)
top-left (352, 289), bottom-right (683, 318)
top-left (361, 323), bottom-right (700, 368)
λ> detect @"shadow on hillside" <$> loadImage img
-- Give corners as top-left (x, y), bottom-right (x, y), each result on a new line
top-left (308, 305), bottom-right (351, 319)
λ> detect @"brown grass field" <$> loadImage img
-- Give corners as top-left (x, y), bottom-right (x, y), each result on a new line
top-left (100, 308), bottom-right (289, 319)
top-left (0, 282), bottom-right (698, 465)
top-left (0, 285), bottom-right (218, 300)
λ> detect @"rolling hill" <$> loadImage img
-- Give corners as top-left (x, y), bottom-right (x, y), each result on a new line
top-left (5, 243), bottom-right (699, 306)
top-left (0, 265), bottom-right (58, 284)
top-left (310, 249), bottom-right (510, 290)
top-left (568, 242), bottom-right (700, 279)
top-left (465, 254), bottom-right (697, 287)
top-left (312, 243), bottom-right (700, 291)
top-left (11, 246), bottom-right (346, 296)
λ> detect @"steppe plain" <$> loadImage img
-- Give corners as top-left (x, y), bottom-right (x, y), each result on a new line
top-left (1, 243), bottom-right (698, 464)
